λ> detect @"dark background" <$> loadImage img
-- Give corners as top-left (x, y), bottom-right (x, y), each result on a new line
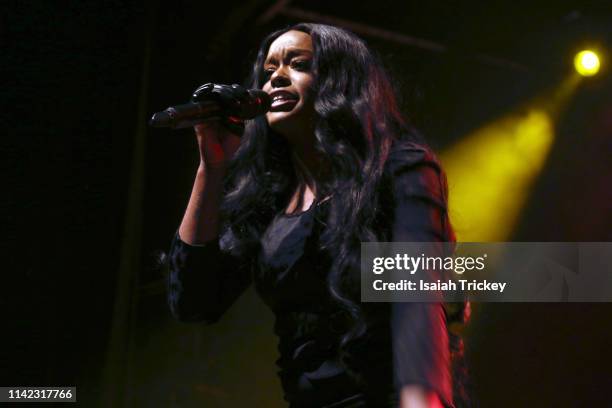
top-left (4, 0), bottom-right (612, 406)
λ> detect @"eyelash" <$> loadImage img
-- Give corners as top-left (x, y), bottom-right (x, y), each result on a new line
top-left (263, 60), bottom-right (311, 78)
top-left (291, 60), bottom-right (310, 69)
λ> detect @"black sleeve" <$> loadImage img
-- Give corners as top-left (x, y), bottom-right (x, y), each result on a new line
top-left (166, 230), bottom-right (252, 324)
top-left (388, 143), bottom-right (454, 408)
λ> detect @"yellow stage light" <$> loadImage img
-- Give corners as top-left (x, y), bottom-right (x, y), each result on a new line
top-left (440, 75), bottom-right (582, 242)
top-left (574, 50), bottom-right (600, 76)
top-left (440, 110), bottom-right (554, 242)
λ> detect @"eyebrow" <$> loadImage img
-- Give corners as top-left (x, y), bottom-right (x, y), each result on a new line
top-left (264, 48), bottom-right (313, 65)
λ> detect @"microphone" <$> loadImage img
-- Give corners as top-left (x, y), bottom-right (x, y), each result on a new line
top-left (149, 83), bottom-right (271, 129)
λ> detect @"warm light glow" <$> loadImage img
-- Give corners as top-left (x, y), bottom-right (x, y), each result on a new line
top-left (440, 110), bottom-right (554, 242)
top-left (440, 76), bottom-right (581, 242)
top-left (574, 50), bottom-right (600, 76)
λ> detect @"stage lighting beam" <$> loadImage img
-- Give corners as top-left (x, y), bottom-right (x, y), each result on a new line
top-left (440, 75), bottom-right (582, 242)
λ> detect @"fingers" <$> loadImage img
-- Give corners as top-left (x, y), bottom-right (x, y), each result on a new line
top-left (191, 83), bottom-right (247, 168)
top-left (221, 115), bottom-right (245, 136)
top-left (194, 120), bottom-right (242, 170)
top-left (221, 133), bottom-right (241, 158)
top-left (194, 120), bottom-right (223, 136)
top-left (195, 122), bottom-right (226, 168)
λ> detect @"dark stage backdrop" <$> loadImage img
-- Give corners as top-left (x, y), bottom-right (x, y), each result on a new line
top-left (4, 1), bottom-right (612, 407)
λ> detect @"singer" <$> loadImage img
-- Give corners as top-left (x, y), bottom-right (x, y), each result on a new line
top-left (167, 23), bottom-right (468, 408)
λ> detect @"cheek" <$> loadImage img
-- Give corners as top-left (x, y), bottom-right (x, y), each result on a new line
top-left (299, 77), bottom-right (315, 101)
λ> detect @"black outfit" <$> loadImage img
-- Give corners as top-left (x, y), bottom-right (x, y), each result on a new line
top-left (167, 141), bottom-right (456, 407)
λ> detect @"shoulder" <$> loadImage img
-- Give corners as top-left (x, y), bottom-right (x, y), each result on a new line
top-left (384, 140), bottom-right (448, 209)
top-left (385, 139), bottom-right (441, 174)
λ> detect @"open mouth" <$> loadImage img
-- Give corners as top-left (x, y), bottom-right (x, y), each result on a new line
top-left (269, 91), bottom-right (299, 111)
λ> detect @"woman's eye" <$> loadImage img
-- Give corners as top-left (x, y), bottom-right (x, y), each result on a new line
top-left (291, 60), bottom-right (311, 70)
top-left (263, 68), bottom-right (275, 79)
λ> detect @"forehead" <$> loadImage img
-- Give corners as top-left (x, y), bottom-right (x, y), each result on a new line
top-left (266, 30), bottom-right (313, 59)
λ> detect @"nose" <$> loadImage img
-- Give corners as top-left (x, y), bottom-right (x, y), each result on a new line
top-left (270, 65), bottom-right (291, 88)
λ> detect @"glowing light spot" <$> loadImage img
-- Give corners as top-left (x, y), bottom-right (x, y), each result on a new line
top-left (574, 50), bottom-right (600, 76)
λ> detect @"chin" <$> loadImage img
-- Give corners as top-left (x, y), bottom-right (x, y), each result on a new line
top-left (266, 104), bottom-right (314, 140)
top-left (267, 112), bottom-right (297, 135)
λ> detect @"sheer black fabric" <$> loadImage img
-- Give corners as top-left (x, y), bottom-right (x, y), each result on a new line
top-left (167, 141), bottom-right (456, 407)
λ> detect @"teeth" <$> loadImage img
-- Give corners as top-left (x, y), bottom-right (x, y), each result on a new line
top-left (273, 95), bottom-right (296, 102)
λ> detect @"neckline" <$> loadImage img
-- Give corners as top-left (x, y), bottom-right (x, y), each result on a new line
top-left (280, 195), bottom-right (331, 218)
top-left (281, 201), bottom-right (317, 218)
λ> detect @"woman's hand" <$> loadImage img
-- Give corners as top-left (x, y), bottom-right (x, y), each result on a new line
top-left (400, 385), bottom-right (445, 408)
top-left (194, 121), bottom-right (241, 171)
top-left (178, 121), bottom-right (241, 245)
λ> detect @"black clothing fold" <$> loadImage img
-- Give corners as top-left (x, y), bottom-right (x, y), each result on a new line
top-left (167, 141), bottom-right (456, 407)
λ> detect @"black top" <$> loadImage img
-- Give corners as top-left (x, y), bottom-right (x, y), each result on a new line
top-left (167, 141), bottom-right (456, 408)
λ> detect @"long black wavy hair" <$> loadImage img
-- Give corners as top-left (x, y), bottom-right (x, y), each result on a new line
top-left (219, 22), bottom-right (468, 404)
top-left (222, 21), bottom-right (415, 331)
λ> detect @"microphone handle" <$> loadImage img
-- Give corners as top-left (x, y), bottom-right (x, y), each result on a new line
top-left (149, 101), bottom-right (222, 129)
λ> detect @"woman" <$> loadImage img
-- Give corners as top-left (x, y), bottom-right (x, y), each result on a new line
top-left (168, 23), bottom-right (467, 408)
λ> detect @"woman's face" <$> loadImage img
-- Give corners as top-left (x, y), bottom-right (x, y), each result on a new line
top-left (262, 30), bottom-right (315, 142)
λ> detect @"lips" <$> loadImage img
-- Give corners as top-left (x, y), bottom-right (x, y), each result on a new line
top-left (269, 90), bottom-right (298, 111)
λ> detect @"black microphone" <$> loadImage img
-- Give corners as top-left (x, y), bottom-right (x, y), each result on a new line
top-left (149, 83), bottom-right (271, 129)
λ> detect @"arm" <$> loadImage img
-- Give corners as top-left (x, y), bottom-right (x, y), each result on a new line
top-left (179, 122), bottom-right (240, 245)
top-left (389, 146), bottom-right (454, 408)
top-left (167, 229), bottom-right (251, 324)
top-left (167, 121), bottom-right (249, 323)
